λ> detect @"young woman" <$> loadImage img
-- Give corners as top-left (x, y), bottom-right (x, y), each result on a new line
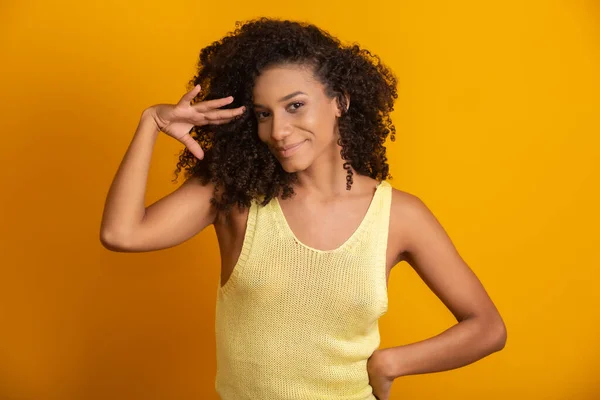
top-left (100, 17), bottom-right (506, 400)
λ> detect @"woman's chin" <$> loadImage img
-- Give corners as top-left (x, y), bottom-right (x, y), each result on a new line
top-left (279, 157), bottom-right (309, 173)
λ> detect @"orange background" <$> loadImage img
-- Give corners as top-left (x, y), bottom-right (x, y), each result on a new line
top-left (1, 1), bottom-right (599, 399)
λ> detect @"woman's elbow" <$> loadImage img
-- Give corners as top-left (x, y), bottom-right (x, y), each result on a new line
top-left (488, 316), bottom-right (507, 352)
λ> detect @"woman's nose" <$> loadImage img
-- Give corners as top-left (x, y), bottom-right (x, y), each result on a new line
top-left (271, 115), bottom-right (292, 141)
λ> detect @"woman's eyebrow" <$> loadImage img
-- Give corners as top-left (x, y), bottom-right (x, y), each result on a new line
top-left (253, 91), bottom-right (307, 108)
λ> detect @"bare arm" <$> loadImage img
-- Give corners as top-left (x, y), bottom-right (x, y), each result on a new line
top-left (99, 110), bottom-right (217, 252)
top-left (370, 191), bottom-right (506, 382)
top-left (99, 85), bottom-right (245, 252)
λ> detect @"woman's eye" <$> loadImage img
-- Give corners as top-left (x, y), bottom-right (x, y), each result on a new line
top-left (256, 111), bottom-right (270, 119)
top-left (255, 102), bottom-right (303, 121)
top-left (288, 102), bottom-right (304, 111)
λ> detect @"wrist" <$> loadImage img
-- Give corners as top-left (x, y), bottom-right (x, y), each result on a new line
top-left (369, 348), bottom-right (398, 380)
top-left (380, 346), bottom-right (406, 379)
top-left (140, 107), bottom-right (161, 134)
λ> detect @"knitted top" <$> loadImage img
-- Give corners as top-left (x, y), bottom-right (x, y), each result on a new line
top-left (214, 180), bottom-right (392, 399)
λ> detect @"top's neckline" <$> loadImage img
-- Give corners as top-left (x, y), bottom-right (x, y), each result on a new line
top-left (272, 181), bottom-right (388, 254)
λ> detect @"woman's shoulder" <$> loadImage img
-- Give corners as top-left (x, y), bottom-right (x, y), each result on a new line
top-left (387, 183), bottom-right (427, 219)
top-left (385, 184), bottom-right (433, 261)
top-left (387, 183), bottom-right (449, 249)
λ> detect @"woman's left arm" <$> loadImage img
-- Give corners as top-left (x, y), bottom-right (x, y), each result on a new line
top-left (378, 192), bottom-right (507, 380)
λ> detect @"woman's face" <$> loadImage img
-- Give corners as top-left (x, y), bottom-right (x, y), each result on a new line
top-left (252, 63), bottom-right (343, 173)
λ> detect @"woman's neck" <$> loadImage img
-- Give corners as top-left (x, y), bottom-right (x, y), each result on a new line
top-left (293, 143), bottom-right (371, 200)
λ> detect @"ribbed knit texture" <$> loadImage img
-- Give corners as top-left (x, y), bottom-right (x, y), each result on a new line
top-left (215, 180), bottom-right (392, 400)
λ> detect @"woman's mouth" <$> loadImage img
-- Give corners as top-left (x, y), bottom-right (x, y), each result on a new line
top-left (277, 140), bottom-right (306, 158)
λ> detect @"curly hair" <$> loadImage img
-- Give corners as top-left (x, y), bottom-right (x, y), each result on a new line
top-left (172, 17), bottom-right (398, 214)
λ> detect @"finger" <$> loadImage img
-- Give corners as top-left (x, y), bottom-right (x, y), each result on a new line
top-left (203, 106), bottom-right (246, 121)
top-left (206, 117), bottom-right (239, 125)
top-left (179, 84), bottom-right (202, 105)
top-left (193, 96), bottom-right (235, 112)
top-left (178, 133), bottom-right (205, 160)
top-left (194, 114), bottom-right (241, 126)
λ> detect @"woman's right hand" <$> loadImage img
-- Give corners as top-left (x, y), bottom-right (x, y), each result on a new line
top-left (146, 84), bottom-right (246, 160)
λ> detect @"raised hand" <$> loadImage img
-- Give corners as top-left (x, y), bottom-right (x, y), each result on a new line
top-left (147, 85), bottom-right (246, 159)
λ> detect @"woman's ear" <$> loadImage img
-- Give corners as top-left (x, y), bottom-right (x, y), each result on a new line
top-left (335, 91), bottom-right (350, 117)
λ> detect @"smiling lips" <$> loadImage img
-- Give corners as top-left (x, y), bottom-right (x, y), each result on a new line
top-left (277, 140), bottom-right (306, 158)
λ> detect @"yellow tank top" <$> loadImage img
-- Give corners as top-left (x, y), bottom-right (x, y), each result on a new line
top-left (215, 180), bottom-right (392, 399)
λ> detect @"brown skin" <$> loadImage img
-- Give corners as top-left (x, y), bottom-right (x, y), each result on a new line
top-left (101, 63), bottom-right (506, 400)
top-left (250, 64), bottom-right (385, 252)
top-left (252, 63), bottom-right (346, 181)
